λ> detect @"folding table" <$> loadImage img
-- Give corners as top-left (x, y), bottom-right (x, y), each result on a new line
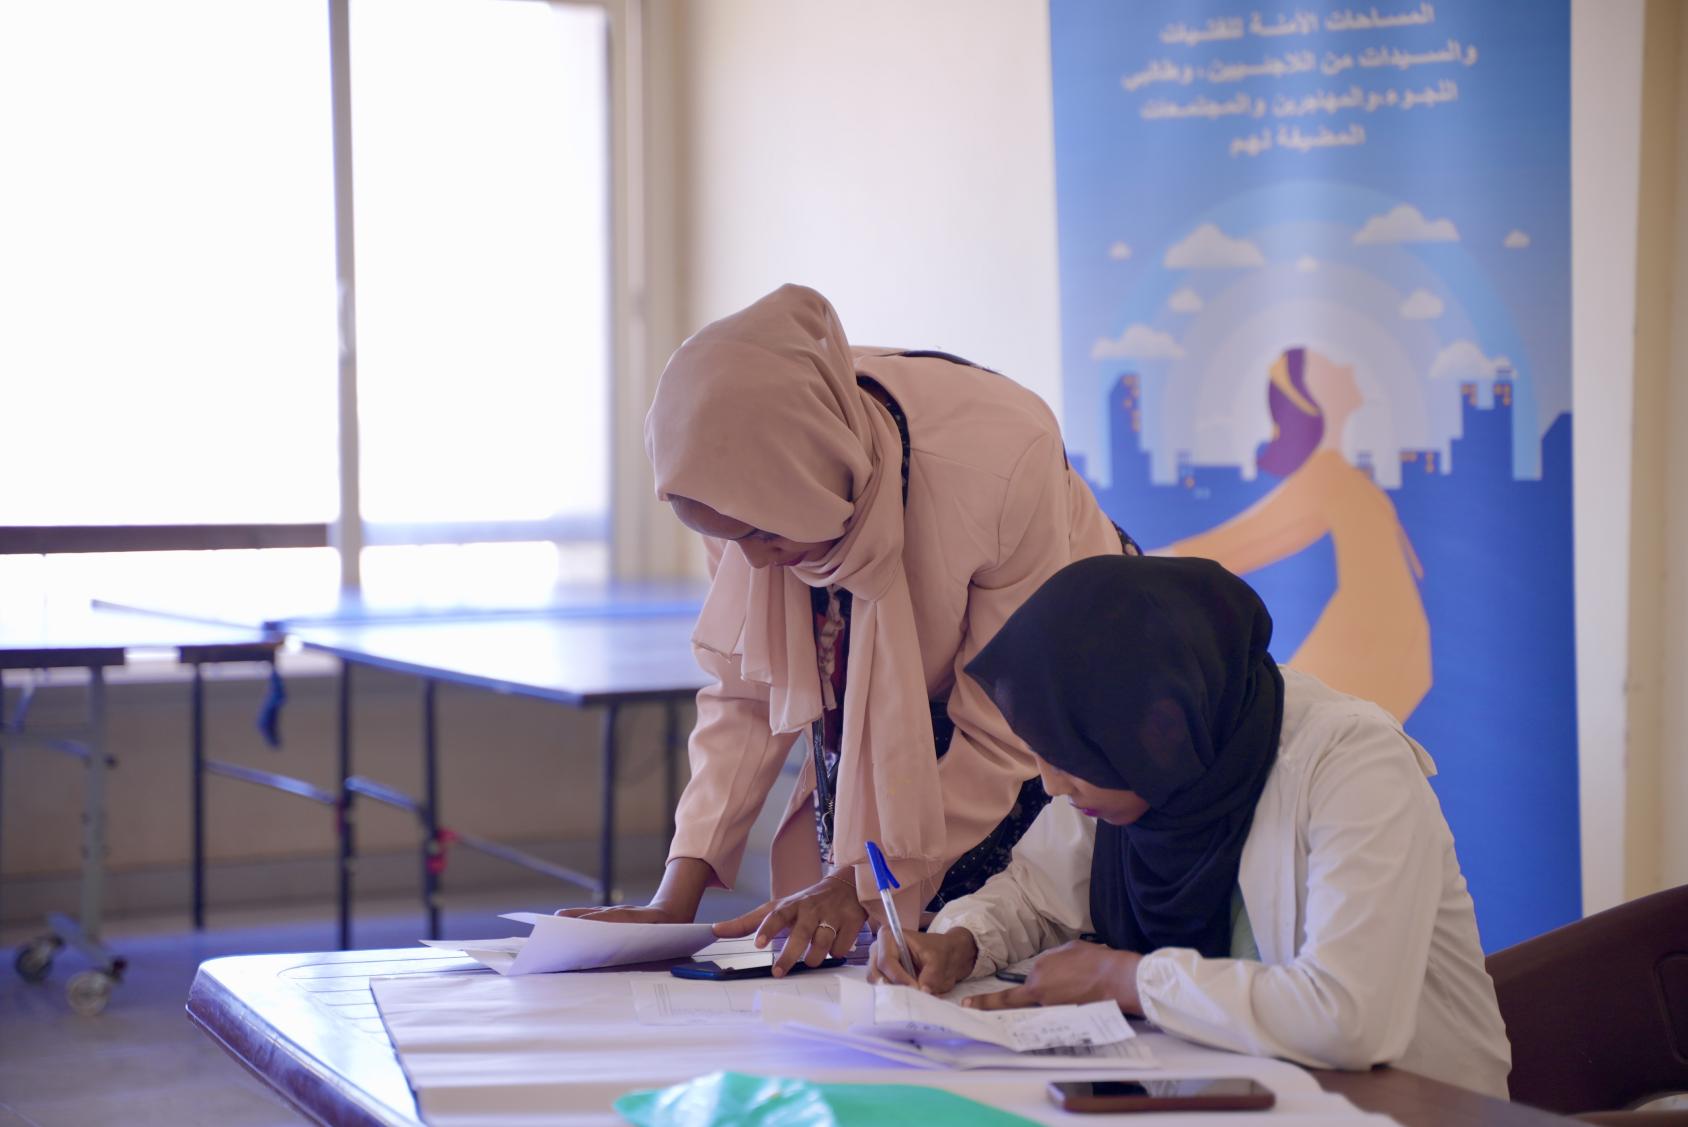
top-left (186, 946), bottom-right (1577, 1127)
top-left (0, 602), bottom-right (275, 1012)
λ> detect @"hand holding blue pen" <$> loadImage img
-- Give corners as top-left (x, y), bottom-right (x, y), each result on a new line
top-left (865, 841), bottom-right (916, 977)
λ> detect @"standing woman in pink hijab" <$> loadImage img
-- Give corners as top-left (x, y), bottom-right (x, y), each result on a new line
top-left (562, 284), bottom-right (1132, 973)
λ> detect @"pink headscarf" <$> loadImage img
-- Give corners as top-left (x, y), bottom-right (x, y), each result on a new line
top-left (644, 284), bottom-right (945, 880)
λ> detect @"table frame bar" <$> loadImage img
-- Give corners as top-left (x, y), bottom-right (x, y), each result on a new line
top-left (338, 663), bottom-right (356, 950)
top-left (2, 665), bottom-right (126, 1006)
top-left (422, 680), bottom-right (440, 937)
top-left (600, 702), bottom-right (620, 903)
top-left (318, 656), bottom-right (689, 946)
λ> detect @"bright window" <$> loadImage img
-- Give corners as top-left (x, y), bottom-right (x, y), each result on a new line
top-left (0, 1), bottom-right (339, 526)
top-left (0, 0), bottom-right (613, 597)
top-left (352, 0), bottom-right (610, 533)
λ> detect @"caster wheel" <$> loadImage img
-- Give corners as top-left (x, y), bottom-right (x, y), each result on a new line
top-left (14, 936), bottom-right (61, 984)
top-left (66, 969), bottom-right (115, 1016)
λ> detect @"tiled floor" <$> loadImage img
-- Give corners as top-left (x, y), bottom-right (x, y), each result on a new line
top-left (0, 882), bottom-right (762, 1126)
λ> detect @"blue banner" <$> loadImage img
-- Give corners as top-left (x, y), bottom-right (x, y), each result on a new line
top-left (1050, 0), bottom-right (1575, 950)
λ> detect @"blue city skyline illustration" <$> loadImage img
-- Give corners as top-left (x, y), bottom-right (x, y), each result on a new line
top-left (1074, 374), bottom-right (1576, 955)
top-left (1051, 0), bottom-right (1576, 952)
top-left (1053, 0), bottom-right (1569, 493)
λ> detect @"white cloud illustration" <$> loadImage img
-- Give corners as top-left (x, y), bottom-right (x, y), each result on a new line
top-left (1400, 289), bottom-right (1445, 320)
top-left (1353, 204), bottom-right (1460, 244)
top-left (1295, 255), bottom-right (1319, 272)
top-left (1167, 287), bottom-right (1204, 313)
top-left (1108, 241), bottom-right (1133, 260)
top-left (1163, 223), bottom-right (1266, 269)
top-left (1503, 229), bottom-right (1531, 249)
top-left (1429, 339), bottom-right (1512, 382)
top-left (1091, 325), bottom-right (1187, 361)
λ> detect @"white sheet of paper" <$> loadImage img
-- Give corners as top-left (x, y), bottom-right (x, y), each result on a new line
top-left (630, 975), bottom-right (841, 1026)
top-left (417, 912), bottom-right (717, 975)
top-left (758, 977), bottom-right (1151, 1070)
top-left (416, 936), bottom-right (526, 974)
top-left (863, 980), bottom-right (1133, 1051)
top-left (940, 956), bottom-right (1044, 1002)
top-left (773, 1017), bottom-right (1159, 1071)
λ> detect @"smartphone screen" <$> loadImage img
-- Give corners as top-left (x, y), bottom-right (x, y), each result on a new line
top-left (1048, 1077), bottom-right (1274, 1112)
top-left (1091, 1080), bottom-right (1265, 1098)
top-left (670, 953), bottom-right (845, 980)
top-left (706, 952), bottom-right (782, 972)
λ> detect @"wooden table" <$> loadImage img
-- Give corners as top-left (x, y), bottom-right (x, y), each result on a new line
top-left (188, 947), bottom-right (1575, 1127)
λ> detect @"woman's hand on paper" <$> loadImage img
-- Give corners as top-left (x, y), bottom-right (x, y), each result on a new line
top-left (553, 858), bottom-right (712, 925)
top-left (711, 874), bottom-right (867, 977)
top-left (867, 926), bottom-right (978, 994)
top-left (962, 939), bottom-right (1142, 1013)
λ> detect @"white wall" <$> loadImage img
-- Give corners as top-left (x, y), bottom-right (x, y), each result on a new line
top-left (1571, 0), bottom-right (1647, 912)
top-left (1632, 0), bottom-right (1688, 898)
top-left (1575, 0), bottom-right (1688, 908)
top-left (666, 0), bottom-right (1687, 916)
top-left (1662, 2), bottom-right (1688, 894)
top-left (669, 0), bottom-right (1065, 410)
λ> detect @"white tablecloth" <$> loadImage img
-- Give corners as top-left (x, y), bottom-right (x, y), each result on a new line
top-left (372, 966), bottom-right (1398, 1126)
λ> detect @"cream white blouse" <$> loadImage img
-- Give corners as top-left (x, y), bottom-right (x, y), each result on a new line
top-left (931, 669), bottom-right (1513, 1098)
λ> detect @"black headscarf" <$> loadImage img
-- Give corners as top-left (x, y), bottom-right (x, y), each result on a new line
top-left (964, 554), bottom-right (1283, 958)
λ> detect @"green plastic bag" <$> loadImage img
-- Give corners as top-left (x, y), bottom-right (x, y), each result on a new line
top-left (614, 1070), bottom-right (1038, 1127)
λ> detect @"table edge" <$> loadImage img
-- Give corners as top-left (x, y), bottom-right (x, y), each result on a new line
top-left (187, 967), bottom-right (422, 1127)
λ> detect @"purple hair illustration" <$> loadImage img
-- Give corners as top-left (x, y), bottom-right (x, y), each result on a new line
top-left (1256, 346), bottom-right (1324, 478)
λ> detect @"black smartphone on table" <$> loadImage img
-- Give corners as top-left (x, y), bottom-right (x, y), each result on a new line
top-left (1047, 1078), bottom-right (1275, 1113)
top-left (670, 951), bottom-right (846, 981)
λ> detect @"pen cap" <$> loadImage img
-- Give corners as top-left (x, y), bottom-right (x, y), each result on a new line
top-left (864, 841), bottom-right (900, 891)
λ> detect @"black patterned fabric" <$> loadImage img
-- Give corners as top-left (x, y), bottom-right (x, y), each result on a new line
top-left (806, 360), bottom-right (1137, 911)
top-left (924, 773), bottom-right (1050, 911)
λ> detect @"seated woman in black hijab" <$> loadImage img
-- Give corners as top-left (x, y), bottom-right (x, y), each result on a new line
top-left (866, 554), bottom-right (1512, 1097)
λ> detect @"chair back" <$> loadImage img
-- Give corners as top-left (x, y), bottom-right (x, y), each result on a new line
top-left (1486, 883), bottom-right (1688, 1114)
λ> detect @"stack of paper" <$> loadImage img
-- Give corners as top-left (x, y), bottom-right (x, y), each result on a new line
top-left (419, 912), bottom-right (717, 975)
top-left (761, 978), bottom-right (1159, 1070)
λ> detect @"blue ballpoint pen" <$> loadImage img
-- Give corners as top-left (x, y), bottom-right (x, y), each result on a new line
top-left (865, 841), bottom-right (916, 977)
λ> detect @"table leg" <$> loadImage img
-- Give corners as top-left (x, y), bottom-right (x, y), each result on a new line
top-left (422, 679), bottom-right (441, 940)
top-left (599, 703), bottom-right (620, 903)
top-left (191, 663), bottom-right (206, 931)
top-left (0, 682), bottom-right (7, 929)
top-left (663, 700), bottom-right (680, 843)
top-left (80, 668), bottom-right (107, 944)
top-left (336, 662), bottom-right (354, 951)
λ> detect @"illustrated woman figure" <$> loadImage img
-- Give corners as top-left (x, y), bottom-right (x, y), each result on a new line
top-left (1162, 346), bottom-right (1429, 722)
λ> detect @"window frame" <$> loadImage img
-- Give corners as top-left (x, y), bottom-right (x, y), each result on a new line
top-left (2, 0), bottom-right (631, 589)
